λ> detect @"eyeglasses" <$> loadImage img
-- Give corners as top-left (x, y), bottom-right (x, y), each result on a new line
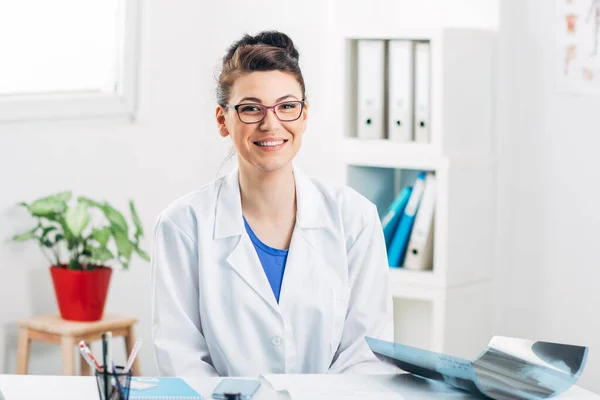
top-left (224, 100), bottom-right (306, 124)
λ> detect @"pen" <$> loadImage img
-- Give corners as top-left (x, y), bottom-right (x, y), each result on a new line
top-left (112, 361), bottom-right (123, 399)
top-left (79, 340), bottom-right (103, 371)
top-left (124, 339), bottom-right (142, 373)
top-left (102, 332), bottom-right (109, 400)
top-left (106, 331), bottom-right (113, 373)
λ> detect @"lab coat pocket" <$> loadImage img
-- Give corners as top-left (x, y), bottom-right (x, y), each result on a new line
top-left (330, 286), bottom-right (351, 356)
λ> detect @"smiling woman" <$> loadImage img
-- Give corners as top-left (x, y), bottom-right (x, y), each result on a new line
top-left (150, 30), bottom-right (395, 378)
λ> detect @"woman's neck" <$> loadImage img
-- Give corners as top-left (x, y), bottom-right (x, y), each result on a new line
top-left (238, 163), bottom-right (296, 222)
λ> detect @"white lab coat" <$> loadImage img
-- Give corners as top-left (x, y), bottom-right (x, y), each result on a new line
top-left (151, 166), bottom-right (394, 377)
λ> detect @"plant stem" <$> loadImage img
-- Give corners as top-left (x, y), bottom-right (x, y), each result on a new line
top-left (39, 248), bottom-right (53, 266)
top-left (52, 247), bottom-right (61, 266)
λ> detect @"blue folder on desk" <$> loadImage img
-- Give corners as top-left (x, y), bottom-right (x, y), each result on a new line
top-left (128, 377), bottom-right (204, 399)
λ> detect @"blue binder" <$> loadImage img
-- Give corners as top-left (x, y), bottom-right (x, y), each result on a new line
top-left (387, 172), bottom-right (427, 267)
top-left (381, 186), bottom-right (413, 249)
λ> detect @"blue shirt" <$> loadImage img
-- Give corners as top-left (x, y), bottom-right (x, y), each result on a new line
top-left (243, 217), bottom-right (288, 303)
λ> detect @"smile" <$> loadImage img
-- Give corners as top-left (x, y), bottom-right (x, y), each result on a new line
top-left (253, 139), bottom-right (288, 147)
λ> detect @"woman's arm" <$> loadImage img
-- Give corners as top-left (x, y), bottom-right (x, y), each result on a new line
top-left (329, 204), bottom-right (395, 374)
top-left (151, 214), bottom-right (219, 377)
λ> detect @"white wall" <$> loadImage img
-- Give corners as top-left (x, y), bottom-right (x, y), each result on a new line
top-left (495, 0), bottom-right (600, 392)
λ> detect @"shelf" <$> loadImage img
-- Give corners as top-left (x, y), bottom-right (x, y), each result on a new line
top-left (339, 26), bottom-right (495, 360)
top-left (388, 268), bottom-right (444, 301)
top-left (389, 267), bottom-right (494, 301)
top-left (341, 138), bottom-right (443, 170)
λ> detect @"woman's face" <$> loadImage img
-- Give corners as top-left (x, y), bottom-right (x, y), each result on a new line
top-left (216, 70), bottom-right (308, 173)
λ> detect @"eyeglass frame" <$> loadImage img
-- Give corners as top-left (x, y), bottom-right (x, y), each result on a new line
top-left (223, 99), bottom-right (306, 124)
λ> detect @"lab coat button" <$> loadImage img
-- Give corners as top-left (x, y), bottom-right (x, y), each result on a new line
top-left (271, 336), bottom-right (282, 346)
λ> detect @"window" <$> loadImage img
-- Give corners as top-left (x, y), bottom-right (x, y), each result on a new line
top-left (0, 0), bottom-right (140, 122)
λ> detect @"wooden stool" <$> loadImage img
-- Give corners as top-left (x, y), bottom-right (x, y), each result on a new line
top-left (16, 314), bottom-right (140, 376)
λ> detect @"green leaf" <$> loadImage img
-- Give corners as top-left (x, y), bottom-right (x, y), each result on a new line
top-left (134, 245), bottom-right (150, 262)
top-left (40, 226), bottom-right (57, 239)
top-left (67, 259), bottom-right (82, 270)
top-left (77, 196), bottom-right (103, 208)
top-left (112, 228), bottom-right (133, 260)
top-left (40, 239), bottom-right (54, 248)
top-left (65, 202), bottom-right (90, 237)
top-left (29, 196), bottom-right (66, 217)
top-left (54, 233), bottom-right (64, 242)
top-left (91, 246), bottom-right (114, 263)
top-left (12, 229), bottom-right (37, 242)
top-left (102, 203), bottom-right (128, 235)
top-left (55, 191), bottom-right (72, 202)
top-left (119, 256), bottom-right (130, 270)
top-left (129, 200), bottom-right (144, 239)
top-left (57, 216), bottom-right (72, 239)
top-left (92, 227), bottom-right (111, 247)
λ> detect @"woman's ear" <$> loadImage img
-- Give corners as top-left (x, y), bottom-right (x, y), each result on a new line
top-left (216, 106), bottom-right (230, 137)
top-left (302, 102), bottom-right (308, 121)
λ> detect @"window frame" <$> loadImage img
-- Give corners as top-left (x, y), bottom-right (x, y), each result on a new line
top-left (0, 0), bottom-right (141, 123)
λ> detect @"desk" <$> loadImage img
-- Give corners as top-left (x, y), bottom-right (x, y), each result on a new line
top-left (0, 373), bottom-right (598, 399)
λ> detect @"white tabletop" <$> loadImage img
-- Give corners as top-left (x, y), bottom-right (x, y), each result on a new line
top-left (0, 373), bottom-right (597, 400)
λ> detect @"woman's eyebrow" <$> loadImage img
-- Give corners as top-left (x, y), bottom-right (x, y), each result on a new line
top-left (238, 94), bottom-right (300, 103)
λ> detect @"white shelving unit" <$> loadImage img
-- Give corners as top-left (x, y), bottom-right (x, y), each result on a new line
top-left (340, 28), bottom-right (496, 360)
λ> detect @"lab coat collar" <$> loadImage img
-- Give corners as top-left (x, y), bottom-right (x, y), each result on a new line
top-left (213, 165), bottom-right (330, 240)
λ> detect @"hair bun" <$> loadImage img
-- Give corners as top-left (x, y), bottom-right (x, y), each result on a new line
top-left (254, 31), bottom-right (299, 61)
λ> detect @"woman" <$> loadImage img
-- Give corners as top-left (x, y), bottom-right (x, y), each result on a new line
top-left (151, 30), bottom-right (393, 377)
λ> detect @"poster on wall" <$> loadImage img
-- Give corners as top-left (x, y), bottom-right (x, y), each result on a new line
top-left (556, 0), bottom-right (600, 94)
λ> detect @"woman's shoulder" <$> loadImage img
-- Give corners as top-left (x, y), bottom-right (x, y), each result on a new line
top-left (302, 173), bottom-right (378, 228)
top-left (155, 175), bottom-right (225, 229)
top-left (303, 174), bottom-right (379, 251)
top-left (309, 176), bottom-right (374, 211)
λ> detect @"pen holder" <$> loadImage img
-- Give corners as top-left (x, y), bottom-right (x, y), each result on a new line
top-left (95, 365), bottom-right (132, 400)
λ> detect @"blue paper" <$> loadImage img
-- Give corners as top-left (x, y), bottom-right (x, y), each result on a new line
top-left (128, 377), bottom-right (205, 399)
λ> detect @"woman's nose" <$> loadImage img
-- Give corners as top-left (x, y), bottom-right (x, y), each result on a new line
top-left (259, 107), bottom-right (281, 130)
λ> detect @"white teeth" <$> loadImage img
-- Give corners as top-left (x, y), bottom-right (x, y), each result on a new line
top-left (256, 140), bottom-right (284, 147)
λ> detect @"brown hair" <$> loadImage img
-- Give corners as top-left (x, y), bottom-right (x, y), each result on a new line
top-left (216, 31), bottom-right (306, 106)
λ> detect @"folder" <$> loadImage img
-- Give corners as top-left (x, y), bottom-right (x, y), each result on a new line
top-left (403, 172), bottom-right (435, 271)
top-left (128, 377), bottom-right (204, 399)
top-left (357, 40), bottom-right (385, 140)
top-left (387, 172), bottom-right (427, 267)
top-left (413, 41), bottom-right (430, 143)
top-left (387, 40), bottom-right (414, 142)
top-left (381, 186), bottom-right (413, 248)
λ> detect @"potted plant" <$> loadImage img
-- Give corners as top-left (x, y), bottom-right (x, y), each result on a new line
top-left (12, 191), bottom-right (149, 322)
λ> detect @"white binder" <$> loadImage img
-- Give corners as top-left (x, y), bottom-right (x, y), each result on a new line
top-left (357, 40), bottom-right (385, 140)
top-left (404, 172), bottom-right (435, 271)
top-left (413, 41), bottom-right (431, 143)
top-left (387, 40), bottom-right (414, 142)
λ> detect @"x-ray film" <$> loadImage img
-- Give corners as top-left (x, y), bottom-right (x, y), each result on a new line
top-left (366, 336), bottom-right (588, 400)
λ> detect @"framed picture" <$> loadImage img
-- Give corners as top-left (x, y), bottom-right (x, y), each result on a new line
top-left (556, 0), bottom-right (600, 94)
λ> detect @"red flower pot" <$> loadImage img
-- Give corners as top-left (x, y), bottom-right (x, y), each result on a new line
top-left (49, 265), bottom-right (112, 322)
